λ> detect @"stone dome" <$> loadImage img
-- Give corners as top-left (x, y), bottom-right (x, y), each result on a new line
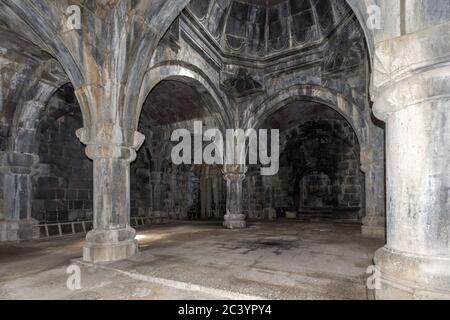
top-left (187, 0), bottom-right (353, 58)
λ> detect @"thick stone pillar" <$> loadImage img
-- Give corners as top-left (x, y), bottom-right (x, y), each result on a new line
top-left (222, 165), bottom-right (246, 229)
top-left (77, 126), bottom-right (145, 263)
top-left (0, 152), bottom-right (38, 242)
top-left (361, 159), bottom-right (386, 239)
top-left (371, 23), bottom-right (450, 299)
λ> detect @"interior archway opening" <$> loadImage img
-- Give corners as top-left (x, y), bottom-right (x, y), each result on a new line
top-left (133, 79), bottom-right (226, 224)
top-left (246, 101), bottom-right (364, 223)
top-left (32, 84), bottom-right (93, 235)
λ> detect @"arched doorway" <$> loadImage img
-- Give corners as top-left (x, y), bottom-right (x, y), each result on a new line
top-left (31, 84), bottom-right (93, 227)
top-left (245, 101), bottom-right (364, 221)
top-left (133, 73), bottom-right (228, 225)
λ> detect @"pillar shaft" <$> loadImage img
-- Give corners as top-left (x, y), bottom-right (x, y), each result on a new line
top-left (384, 100), bottom-right (450, 256)
top-left (93, 158), bottom-right (131, 229)
top-left (222, 165), bottom-right (246, 229)
top-left (369, 21), bottom-right (450, 298)
top-left (0, 152), bottom-right (37, 242)
top-left (373, 62), bottom-right (450, 298)
top-left (361, 159), bottom-right (386, 239)
top-left (77, 127), bottom-right (145, 263)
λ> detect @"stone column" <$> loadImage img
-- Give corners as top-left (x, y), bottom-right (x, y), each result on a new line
top-left (0, 100), bottom-right (48, 242)
top-left (77, 126), bottom-right (145, 263)
top-left (371, 23), bottom-right (450, 299)
top-left (150, 171), bottom-right (163, 214)
top-left (222, 165), bottom-right (246, 229)
top-left (361, 158), bottom-right (386, 239)
top-left (0, 152), bottom-right (38, 241)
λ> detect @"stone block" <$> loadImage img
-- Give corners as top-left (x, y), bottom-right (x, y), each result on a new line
top-left (285, 211), bottom-right (297, 219)
top-left (83, 200), bottom-right (92, 210)
top-left (83, 227), bottom-right (138, 263)
top-left (77, 189), bottom-right (89, 200)
top-left (73, 200), bottom-right (83, 210)
top-left (0, 220), bottom-right (19, 242)
top-left (66, 189), bottom-right (78, 200)
top-left (37, 177), bottom-right (60, 189)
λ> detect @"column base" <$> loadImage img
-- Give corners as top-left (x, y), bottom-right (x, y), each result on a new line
top-left (362, 216), bottom-right (386, 239)
top-left (83, 226), bottom-right (138, 263)
top-left (0, 220), bottom-right (19, 242)
top-left (0, 219), bottom-right (38, 242)
top-left (223, 214), bottom-right (246, 229)
top-left (373, 247), bottom-right (450, 299)
top-left (362, 225), bottom-right (386, 239)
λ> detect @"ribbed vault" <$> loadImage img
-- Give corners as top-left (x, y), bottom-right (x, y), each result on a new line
top-left (188, 0), bottom-right (353, 57)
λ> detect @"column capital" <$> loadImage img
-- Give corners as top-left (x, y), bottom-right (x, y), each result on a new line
top-left (373, 65), bottom-right (450, 121)
top-left (372, 22), bottom-right (450, 120)
top-left (76, 124), bottom-right (145, 161)
top-left (221, 164), bottom-right (247, 181)
top-left (373, 21), bottom-right (450, 95)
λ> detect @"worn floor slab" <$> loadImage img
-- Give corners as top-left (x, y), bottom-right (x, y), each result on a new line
top-left (0, 220), bottom-right (383, 300)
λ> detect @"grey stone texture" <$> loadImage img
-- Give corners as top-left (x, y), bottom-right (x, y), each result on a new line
top-left (0, 0), bottom-right (449, 299)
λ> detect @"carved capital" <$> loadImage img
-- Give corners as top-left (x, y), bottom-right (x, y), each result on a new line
top-left (372, 22), bottom-right (450, 119)
top-left (222, 164), bottom-right (247, 182)
top-left (373, 21), bottom-right (450, 96)
top-left (76, 125), bottom-right (145, 161)
top-left (373, 65), bottom-right (450, 121)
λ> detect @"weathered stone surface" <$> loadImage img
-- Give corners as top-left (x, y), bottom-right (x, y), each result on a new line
top-left (371, 20), bottom-right (450, 299)
top-left (0, 0), bottom-right (449, 300)
top-left (83, 226), bottom-right (138, 263)
top-left (223, 165), bottom-right (247, 229)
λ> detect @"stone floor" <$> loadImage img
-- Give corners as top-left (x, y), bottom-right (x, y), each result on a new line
top-left (0, 220), bottom-right (384, 300)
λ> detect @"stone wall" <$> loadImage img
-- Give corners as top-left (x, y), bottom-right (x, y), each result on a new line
top-left (1, 0), bottom-right (383, 244)
top-left (244, 119), bottom-right (362, 220)
top-left (32, 90), bottom-right (93, 223)
top-left (282, 120), bottom-right (362, 211)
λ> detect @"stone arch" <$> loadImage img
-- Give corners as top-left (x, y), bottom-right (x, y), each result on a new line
top-left (10, 79), bottom-right (71, 154)
top-left (248, 85), bottom-right (368, 149)
top-left (278, 121), bottom-right (360, 159)
top-left (30, 84), bottom-right (92, 225)
top-left (0, 1), bottom-right (84, 86)
top-left (130, 62), bottom-right (230, 223)
top-left (281, 120), bottom-right (362, 212)
top-left (136, 61), bottom-right (232, 131)
top-left (345, 0), bottom-right (376, 67)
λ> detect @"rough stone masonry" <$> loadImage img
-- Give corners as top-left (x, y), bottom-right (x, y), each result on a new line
top-left (0, 0), bottom-right (449, 299)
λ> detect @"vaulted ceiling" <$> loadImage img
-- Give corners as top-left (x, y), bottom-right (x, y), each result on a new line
top-left (187, 0), bottom-right (353, 58)
top-left (261, 102), bottom-right (345, 132)
top-left (141, 80), bottom-right (210, 126)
